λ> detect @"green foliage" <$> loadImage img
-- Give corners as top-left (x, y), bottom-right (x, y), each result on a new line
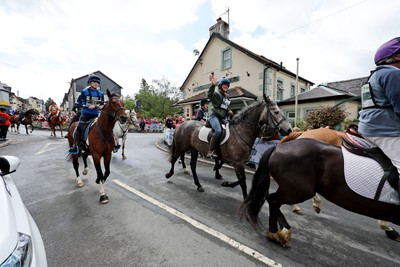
top-left (132, 77), bottom-right (182, 119)
top-left (294, 119), bottom-right (308, 131)
top-left (305, 106), bottom-right (348, 129)
top-left (123, 95), bottom-right (135, 111)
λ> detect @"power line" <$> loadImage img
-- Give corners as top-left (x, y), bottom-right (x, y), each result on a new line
top-left (266, 0), bottom-right (369, 41)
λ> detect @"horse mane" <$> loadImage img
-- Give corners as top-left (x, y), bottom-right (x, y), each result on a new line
top-left (229, 101), bottom-right (264, 126)
top-left (25, 109), bottom-right (39, 116)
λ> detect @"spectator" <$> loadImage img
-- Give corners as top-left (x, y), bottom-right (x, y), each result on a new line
top-left (0, 107), bottom-right (12, 141)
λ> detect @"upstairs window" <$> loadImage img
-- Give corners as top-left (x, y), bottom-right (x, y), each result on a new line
top-left (277, 80), bottom-right (284, 101)
top-left (222, 48), bottom-right (232, 69)
top-left (290, 84), bottom-right (295, 97)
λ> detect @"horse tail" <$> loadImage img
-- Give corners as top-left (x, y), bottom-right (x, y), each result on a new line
top-left (240, 146), bottom-right (276, 229)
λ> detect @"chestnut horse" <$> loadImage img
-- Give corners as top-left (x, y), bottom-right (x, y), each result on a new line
top-left (241, 139), bottom-right (400, 247)
top-left (49, 110), bottom-right (64, 137)
top-left (165, 95), bottom-right (292, 199)
top-left (67, 89), bottom-right (127, 204)
top-left (10, 109), bottom-right (39, 134)
top-left (280, 127), bottom-right (400, 241)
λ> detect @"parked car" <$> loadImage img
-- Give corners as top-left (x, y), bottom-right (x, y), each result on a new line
top-left (0, 156), bottom-right (47, 267)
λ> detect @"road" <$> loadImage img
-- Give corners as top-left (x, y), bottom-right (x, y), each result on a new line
top-left (2, 129), bottom-right (400, 267)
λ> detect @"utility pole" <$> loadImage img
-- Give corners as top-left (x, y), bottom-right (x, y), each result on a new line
top-left (294, 58), bottom-right (299, 127)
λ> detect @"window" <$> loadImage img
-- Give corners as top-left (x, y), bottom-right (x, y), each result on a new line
top-left (300, 87), bottom-right (306, 93)
top-left (290, 85), bottom-right (295, 97)
top-left (277, 80), bottom-right (284, 101)
top-left (222, 48), bottom-right (232, 69)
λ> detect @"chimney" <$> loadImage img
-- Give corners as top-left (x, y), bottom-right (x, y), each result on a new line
top-left (209, 17), bottom-right (229, 39)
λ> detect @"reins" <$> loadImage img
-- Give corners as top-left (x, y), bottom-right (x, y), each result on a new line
top-left (95, 96), bottom-right (125, 144)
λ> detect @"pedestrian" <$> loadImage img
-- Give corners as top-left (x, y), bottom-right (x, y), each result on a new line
top-left (206, 74), bottom-right (233, 158)
top-left (196, 99), bottom-right (209, 123)
top-left (358, 36), bottom-right (400, 181)
top-left (68, 74), bottom-right (104, 154)
top-left (0, 107), bottom-right (12, 141)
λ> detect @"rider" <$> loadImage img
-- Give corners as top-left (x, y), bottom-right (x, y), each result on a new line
top-left (196, 99), bottom-right (209, 123)
top-left (206, 74), bottom-right (233, 158)
top-left (47, 101), bottom-right (59, 124)
top-left (358, 37), bottom-right (400, 181)
top-left (68, 74), bottom-right (104, 154)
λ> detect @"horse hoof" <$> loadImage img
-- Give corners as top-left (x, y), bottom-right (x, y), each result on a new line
top-left (221, 181), bottom-right (231, 187)
top-left (122, 155), bottom-right (127, 160)
top-left (197, 186), bottom-right (205, 192)
top-left (100, 194), bottom-right (109, 204)
top-left (313, 205), bottom-right (321, 214)
top-left (215, 175), bottom-right (223, 180)
top-left (76, 181), bottom-right (84, 188)
top-left (184, 169), bottom-right (190, 174)
top-left (82, 169), bottom-right (88, 175)
top-left (385, 230), bottom-right (400, 241)
top-left (292, 207), bottom-right (303, 215)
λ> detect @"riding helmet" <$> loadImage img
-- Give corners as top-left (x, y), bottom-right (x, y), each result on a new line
top-left (200, 99), bottom-right (209, 106)
top-left (87, 74), bottom-right (101, 85)
top-left (218, 77), bottom-right (230, 88)
top-left (374, 37), bottom-right (400, 65)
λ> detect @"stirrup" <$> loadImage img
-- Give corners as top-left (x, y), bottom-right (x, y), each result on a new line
top-left (69, 146), bottom-right (79, 155)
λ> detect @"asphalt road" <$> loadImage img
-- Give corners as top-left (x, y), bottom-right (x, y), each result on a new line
top-left (2, 129), bottom-right (400, 267)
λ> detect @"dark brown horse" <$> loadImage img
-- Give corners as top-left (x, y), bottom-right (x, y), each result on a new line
top-left (165, 95), bottom-right (292, 199)
top-left (49, 111), bottom-right (64, 137)
top-left (241, 138), bottom-right (400, 247)
top-left (67, 89), bottom-right (127, 204)
top-left (10, 109), bottom-right (39, 134)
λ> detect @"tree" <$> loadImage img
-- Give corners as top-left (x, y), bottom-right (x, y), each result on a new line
top-left (305, 106), bottom-right (348, 129)
top-left (133, 77), bottom-right (182, 119)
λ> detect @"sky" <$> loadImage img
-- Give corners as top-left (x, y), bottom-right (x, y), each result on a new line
top-left (0, 0), bottom-right (398, 104)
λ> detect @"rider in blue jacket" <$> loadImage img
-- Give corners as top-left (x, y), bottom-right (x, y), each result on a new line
top-left (358, 37), bottom-right (400, 181)
top-left (69, 74), bottom-right (104, 154)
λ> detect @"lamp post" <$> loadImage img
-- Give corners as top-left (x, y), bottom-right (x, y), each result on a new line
top-left (294, 58), bottom-right (299, 127)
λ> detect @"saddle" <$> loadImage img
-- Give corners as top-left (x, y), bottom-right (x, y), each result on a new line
top-left (75, 118), bottom-right (97, 152)
top-left (342, 130), bottom-right (398, 200)
top-left (198, 121), bottom-right (229, 144)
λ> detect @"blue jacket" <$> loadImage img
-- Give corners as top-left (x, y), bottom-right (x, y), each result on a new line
top-left (358, 65), bottom-right (400, 137)
top-left (76, 87), bottom-right (104, 117)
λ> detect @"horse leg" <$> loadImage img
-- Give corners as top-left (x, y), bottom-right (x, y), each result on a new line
top-left (60, 125), bottom-right (63, 137)
top-left (213, 159), bottom-right (223, 180)
top-left (266, 192), bottom-right (292, 247)
top-left (29, 124), bottom-right (33, 133)
top-left (221, 165), bottom-right (247, 199)
top-left (25, 125), bottom-right (29, 135)
top-left (312, 194), bottom-right (321, 214)
top-left (82, 154), bottom-right (89, 175)
top-left (189, 148), bottom-right (204, 192)
top-left (72, 155), bottom-right (83, 188)
top-left (379, 220), bottom-right (400, 241)
top-left (121, 136), bottom-right (127, 159)
top-left (165, 152), bottom-right (181, 179)
top-left (180, 154), bottom-right (190, 174)
top-left (92, 155), bottom-right (109, 204)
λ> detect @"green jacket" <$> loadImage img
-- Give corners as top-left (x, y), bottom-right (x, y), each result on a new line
top-left (208, 84), bottom-right (231, 118)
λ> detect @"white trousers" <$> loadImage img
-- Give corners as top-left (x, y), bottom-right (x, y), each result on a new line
top-left (364, 136), bottom-right (400, 177)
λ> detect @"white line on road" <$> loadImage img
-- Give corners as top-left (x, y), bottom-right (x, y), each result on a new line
top-left (35, 142), bottom-right (65, 155)
top-left (113, 179), bottom-right (281, 267)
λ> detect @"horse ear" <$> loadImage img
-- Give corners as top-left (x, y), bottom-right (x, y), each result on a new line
top-left (263, 93), bottom-right (270, 102)
top-left (106, 89), bottom-right (112, 98)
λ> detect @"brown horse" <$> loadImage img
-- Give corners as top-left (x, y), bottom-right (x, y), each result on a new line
top-left (165, 95), bottom-right (292, 199)
top-left (280, 127), bottom-right (400, 241)
top-left (241, 139), bottom-right (400, 247)
top-left (67, 89), bottom-right (127, 204)
top-left (11, 109), bottom-right (39, 134)
top-left (49, 111), bottom-right (64, 137)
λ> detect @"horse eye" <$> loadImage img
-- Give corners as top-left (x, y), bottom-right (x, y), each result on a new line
top-left (274, 111), bottom-right (280, 115)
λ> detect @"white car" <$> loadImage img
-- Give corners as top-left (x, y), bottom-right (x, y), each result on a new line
top-left (0, 156), bottom-right (47, 267)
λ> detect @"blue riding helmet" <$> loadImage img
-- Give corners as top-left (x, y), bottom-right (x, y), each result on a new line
top-left (87, 74), bottom-right (101, 85)
top-left (218, 77), bottom-right (230, 88)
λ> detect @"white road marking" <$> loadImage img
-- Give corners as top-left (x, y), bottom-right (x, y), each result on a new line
top-left (35, 142), bottom-right (65, 155)
top-left (113, 179), bottom-right (281, 267)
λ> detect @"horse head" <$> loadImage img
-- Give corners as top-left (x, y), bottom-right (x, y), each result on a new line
top-left (129, 110), bottom-right (139, 127)
top-left (103, 89), bottom-right (128, 124)
top-left (259, 94), bottom-right (292, 139)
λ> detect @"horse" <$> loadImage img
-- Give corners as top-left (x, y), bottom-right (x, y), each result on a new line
top-left (112, 110), bottom-right (138, 159)
top-left (67, 89), bottom-right (127, 204)
top-left (240, 138), bottom-right (400, 247)
top-left (165, 95), bottom-right (292, 199)
top-left (49, 110), bottom-right (65, 137)
top-left (10, 109), bottom-right (39, 134)
top-left (280, 127), bottom-right (400, 241)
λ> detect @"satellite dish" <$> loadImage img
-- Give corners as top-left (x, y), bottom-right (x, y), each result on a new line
top-left (193, 49), bottom-right (200, 56)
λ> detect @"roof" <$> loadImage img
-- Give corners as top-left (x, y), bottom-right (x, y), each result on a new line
top-left (325, 76), bottom-right (368, 95)
top-left (174, 86), bottom-right (258, 106)
top-left (180, 33), bottom-right (314, 90)
top-left (72, 70), bottom-right (123, 89)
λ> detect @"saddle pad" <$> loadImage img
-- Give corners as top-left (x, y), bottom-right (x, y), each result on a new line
top-left (198, 123), bottom-right (229, 145)
top-left (342, 147), bottom-right (399, 205)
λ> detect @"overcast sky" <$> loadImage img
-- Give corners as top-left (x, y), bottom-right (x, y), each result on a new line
top-left (0, 0), bottom-right (398, 104)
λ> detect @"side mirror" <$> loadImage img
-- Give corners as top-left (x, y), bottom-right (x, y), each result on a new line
top-left (0, 156), bottom-right (20, 175)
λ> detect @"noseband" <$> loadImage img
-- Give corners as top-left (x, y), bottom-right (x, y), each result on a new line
top-left (100, 97), bottom-right (125, 121)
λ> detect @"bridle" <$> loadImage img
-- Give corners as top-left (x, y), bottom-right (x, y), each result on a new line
top-left (259, 103), bottom-right (287, 138)
top-left (100, 96), bottom-right (125, 122)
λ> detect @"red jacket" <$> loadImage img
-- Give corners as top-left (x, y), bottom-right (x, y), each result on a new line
top-left (0, 111), bottom-right (12, 126)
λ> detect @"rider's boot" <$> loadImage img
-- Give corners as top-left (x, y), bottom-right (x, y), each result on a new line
top-left (68, 128), bottom-right (81, 154)
top-left (206, 134), bottom-right (219, 158)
